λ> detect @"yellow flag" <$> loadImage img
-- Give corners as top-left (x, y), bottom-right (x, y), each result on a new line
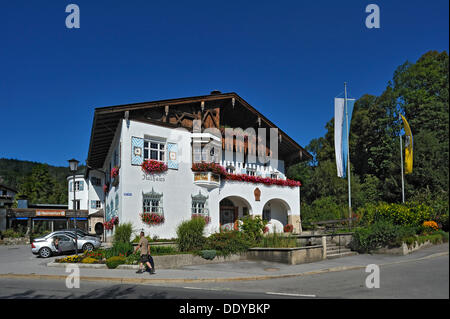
top-left (400, 114), bottom-right (413, 174)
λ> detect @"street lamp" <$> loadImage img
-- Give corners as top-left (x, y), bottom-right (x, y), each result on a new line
top-left (68, 158), bottom-right (79, 255)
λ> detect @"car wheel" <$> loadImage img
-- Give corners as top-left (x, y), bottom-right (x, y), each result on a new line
top-left (83, 243), bottom-right (94, 252)
top-left (39, 247), bottom-right (52, 258)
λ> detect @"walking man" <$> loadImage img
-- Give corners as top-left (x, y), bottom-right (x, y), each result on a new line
top-left (135, 231), bottom-right (155, 274)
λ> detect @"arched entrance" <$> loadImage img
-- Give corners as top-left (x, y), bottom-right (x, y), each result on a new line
top-left (262, 199), bottom-right (291, 233)
top-left (94, 222), bottom-right (104, 236)
top-left (219, 196), bottom-right (252, 230)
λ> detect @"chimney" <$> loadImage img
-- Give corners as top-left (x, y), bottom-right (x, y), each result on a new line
top-left (210, 90), bottom-right (221, 95)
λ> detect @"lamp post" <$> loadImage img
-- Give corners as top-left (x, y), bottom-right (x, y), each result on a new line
top-left (68, 158), bottom-right (79, 255)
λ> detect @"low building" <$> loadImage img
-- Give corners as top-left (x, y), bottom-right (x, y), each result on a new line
top-left (0, 184), bottom-right (17, 232)
top-left (6, 199), bottom-right (88, 235)
top-left (82, 91), bottom-right (311, 240)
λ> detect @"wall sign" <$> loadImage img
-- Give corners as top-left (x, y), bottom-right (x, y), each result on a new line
top-left (142, 174), bottom-right (166, 182)
top-left (124, 193), bottom-right (133, 197)
top-left (36, 210), bottom-right (66, 217)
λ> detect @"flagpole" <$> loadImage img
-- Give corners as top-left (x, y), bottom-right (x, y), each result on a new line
top-left (399, 115), bottom-right (405, 203)
top-left (344, 82), bottom-right (352, 225)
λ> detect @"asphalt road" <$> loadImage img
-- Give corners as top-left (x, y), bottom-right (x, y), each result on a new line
top-left (0, 253), bottom-right (448, 299)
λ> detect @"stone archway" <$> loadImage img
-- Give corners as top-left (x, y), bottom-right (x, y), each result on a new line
top-left (219, 196), bottom-right (253, 230)
top-left (262, 198), bottom-right (291, 233)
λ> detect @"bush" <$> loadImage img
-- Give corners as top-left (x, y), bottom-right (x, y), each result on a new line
top-left (200, 250), bottom-right (217, 260)
top-left (350, 221), bottom-right (417, 253)
top-left (2, 229), bottom-right (22, 238)
top-left (113, 222), bottom-right (133, 244)
top-left (176, 218), bottom-right (206, 252)
top-left (239, 216), bottom-right (267, 243)
top-left (106, 256), bottom-right (126, 269)
top-left (103, 242), bottom-right (133, 259)
top-left (358, 202), bottom-right (433, 227)
top-left (204, 231), bottom-right (251, 257)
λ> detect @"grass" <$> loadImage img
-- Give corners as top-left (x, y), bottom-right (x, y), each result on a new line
top-left (258, 233), bottom-right (299, 248)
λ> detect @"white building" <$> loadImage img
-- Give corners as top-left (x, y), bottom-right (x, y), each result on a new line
top-left (84, 91), bottom-right (311, 240)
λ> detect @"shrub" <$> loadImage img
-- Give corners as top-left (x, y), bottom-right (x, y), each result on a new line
top-left (113, 222), bottom-right (133, 244)
top-left (204, 231), bottom-right (251, 257)
top-left (176, 218), bottom-right (206, 252)
top-left (2, 229), bottom-right (22, 238)
top-left (200, 250), bottom-right (217, 260)
top-left (239, 216), bottom-right (267, 243)
top-left (358, 202), bottom-right (433, 227)
top-left (106, 256), bottom-right (126, 269)
top-left (103, 242), bottom-right (133, 259)
top-left (350, 221), bottom-right (417, 253)
top-left (81, 257), bottom-right (98, 264)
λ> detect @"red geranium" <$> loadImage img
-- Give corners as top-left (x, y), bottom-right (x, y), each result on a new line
top-left (111, 166), bottom-right (119, 179)
top-left (283, 224), bottom-right (294, 233)
top-left (141, 160), bottom-right (168, 174)
top-left (192, 162), bottom-right (301, 187)
top-left (140, 212), bottom-right (165, 226)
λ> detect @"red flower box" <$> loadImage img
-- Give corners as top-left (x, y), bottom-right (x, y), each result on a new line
top-left (141, 160), bottom-right (168, 174)
top-left (140, 212), bottom-right (165, 226)
top-left (192, 162), bottom-right (301, 187)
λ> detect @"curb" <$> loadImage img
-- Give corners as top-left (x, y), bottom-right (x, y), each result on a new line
top-left (1, 251), bottom-right (447, 284)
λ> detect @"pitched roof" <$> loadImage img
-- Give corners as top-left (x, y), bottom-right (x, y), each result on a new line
top-left (86, 92), bottom-right (312, 169)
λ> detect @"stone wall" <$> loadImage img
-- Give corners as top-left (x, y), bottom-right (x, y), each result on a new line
top-left (247, 245), bottom-right (324, 265)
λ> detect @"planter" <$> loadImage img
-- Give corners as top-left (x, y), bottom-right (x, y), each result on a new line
top-left (247, 245), bottom-right (324, 265)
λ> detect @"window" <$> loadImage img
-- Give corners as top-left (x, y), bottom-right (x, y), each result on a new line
top-left (91, 177), bottom-right (101, 186)
top-left (192, 192), bottom-right (209, 221)
top-left (72, 200), bottom-right (80, 210)
top-left (247, 169), bottom-right (256, 176)
top-left (263, 209), bottom-right (271, 221)
top-left (143, 189), bottom-right (163, 214)
top-left (270, 173), bottom-right (278, 179)
top-left (91, 200), bottom-right (101, 209)
top-left (144, 140), bottom-right (165, 162)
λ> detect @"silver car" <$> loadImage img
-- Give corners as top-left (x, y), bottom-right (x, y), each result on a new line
top-left (31, 231), bottom-right (101, 258)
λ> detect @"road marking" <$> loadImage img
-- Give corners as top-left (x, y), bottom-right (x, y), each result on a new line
top-left (266, 291), bottom-right (316, 298)
top-left (183, 286), bottom-right (220, 291)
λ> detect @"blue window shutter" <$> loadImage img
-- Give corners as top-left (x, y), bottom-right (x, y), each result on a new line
top-left (167, 143), bottom-right (178, 170)
top-left (79, 181), bottom-right (84, 191)
top-left (131, 137), bottom-right (144, 165)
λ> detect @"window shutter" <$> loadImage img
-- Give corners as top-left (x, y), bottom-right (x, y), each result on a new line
top-left (167, 143), bottom-right (178, 170)
top-left (79, 181), bottom-right (84, 191)
top-left (90, 200), bottom-right (95, 209)
top-left (131, 137), bottom-right (144, 165)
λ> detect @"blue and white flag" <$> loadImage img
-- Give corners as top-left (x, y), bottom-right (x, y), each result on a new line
top-left (334, 98), bottom-right (355, 178)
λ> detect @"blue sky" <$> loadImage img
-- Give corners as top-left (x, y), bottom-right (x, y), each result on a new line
top-left (0, 0), bottom-right (448, 167)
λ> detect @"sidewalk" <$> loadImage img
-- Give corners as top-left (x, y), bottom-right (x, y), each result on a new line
top-left (0, 243), bottom-right (448, 284)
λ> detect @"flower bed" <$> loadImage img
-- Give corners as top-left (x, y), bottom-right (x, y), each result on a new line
top-left (191, 162), bottom-right (301, 187)
top-left (141, 160), bottom-right (168, 174)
